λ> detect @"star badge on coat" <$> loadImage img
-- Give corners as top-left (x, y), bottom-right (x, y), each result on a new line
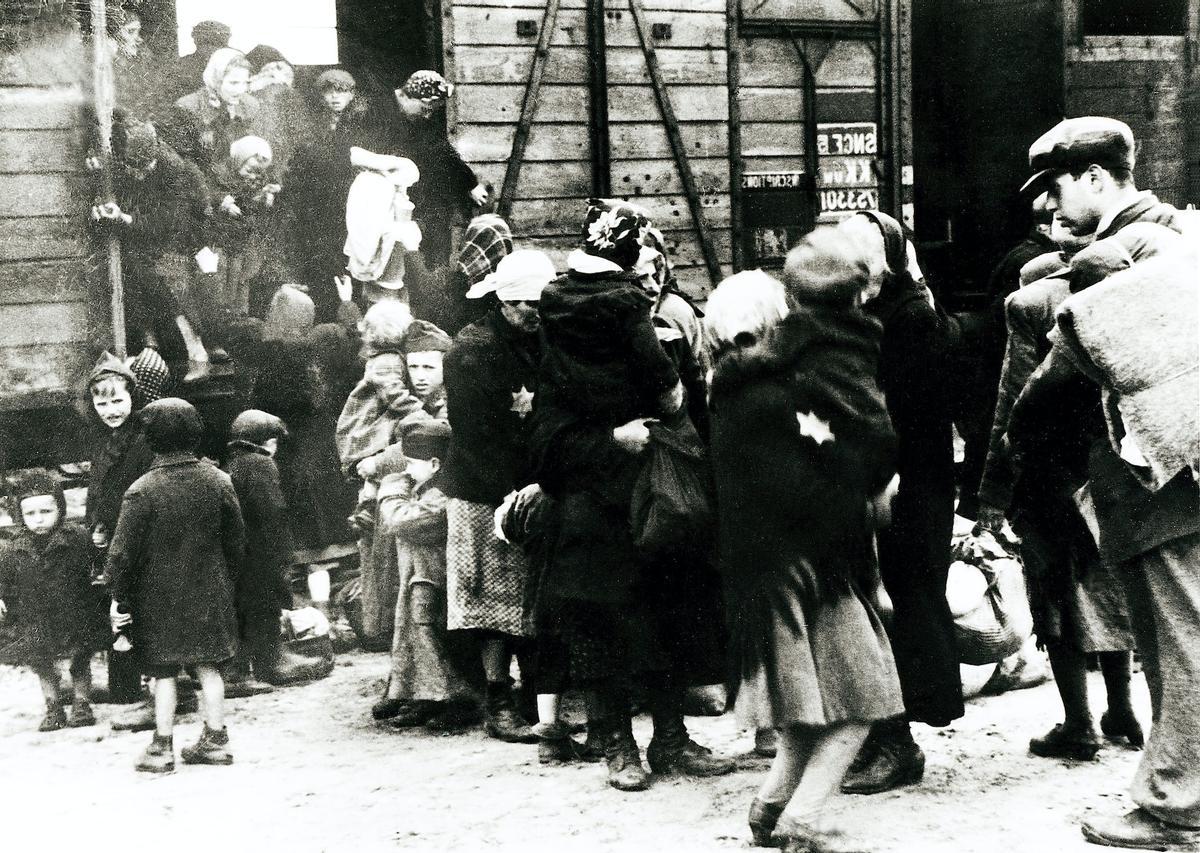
top-left (511, 386), bottom-right (535, 419)
top-left (796, 410), bottom-right (834, 445)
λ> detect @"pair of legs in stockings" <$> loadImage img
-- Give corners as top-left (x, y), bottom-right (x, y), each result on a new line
top-left (34, 652), bottom-right (93, 729)
top-left (753, 723), bottom-right (871, 849)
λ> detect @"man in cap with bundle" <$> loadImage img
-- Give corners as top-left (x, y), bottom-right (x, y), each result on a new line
top-left (1019, 117), bottom-right (1200, 851)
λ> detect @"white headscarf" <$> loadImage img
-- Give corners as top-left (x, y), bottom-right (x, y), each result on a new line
top-left (466, 249), bottom-right (556, 302)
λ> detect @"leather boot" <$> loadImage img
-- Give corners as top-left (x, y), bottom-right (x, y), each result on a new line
top-left (223, 654), bottom-right (274, 698)
top-left (135, 733), bottom-right (175, 773)
top-left (1081, 808), bottom-right (1200, 851)
top-left (604, 724), bottom-right (650, 792)
top-left (483, 681), bottom-right (537, 743)
top-left (181, 725), bottom-right (233, 765)
top-left (841, 719), bottom-right (925, 794)
top-left (645, 683), bottom-right (735, 777)
top-left (38, 701), bottom-right (67, 732)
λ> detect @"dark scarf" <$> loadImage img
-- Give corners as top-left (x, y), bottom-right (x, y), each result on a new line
top-left (859, 209), bottom-right (926, 325)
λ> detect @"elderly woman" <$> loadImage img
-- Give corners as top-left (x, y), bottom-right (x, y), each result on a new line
top-left (528, 200), bottom-right (733, 791)
top-left (836, 210), bottom-right (962, 796)
top-left (164, 48), bottom-right (266, 182)
top-left (437, 250), bottom-right (554, 742)
top-left (708, 234), bottom-right (901, 852)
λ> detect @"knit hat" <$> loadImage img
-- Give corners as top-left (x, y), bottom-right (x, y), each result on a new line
top-left (230, 409), bottom-right (288, 445)
top-left (400, 419), bottom-right (451, 461)
top-left (141, 398), bottom-right (203, 454)
top-left (113, 118), bottom-right (158, 170)
top-left (401, 319), bottom-right (453, 354)
top-left (229, 135), bottom-right (273, 170)
top-left (316, 68), bottom-right (356, 92)
top-left (783, 226), bottom-right (872, 306)
top-left (263, 285), bottom-right (315, 341)
top-left (245, 44), bottom-right (288, 72)
top-left (203, 48), bottom-right (251, 105)
top-left (10, 468), bottom-right (67, 529)
top-left (402, 70), bottom-right (452, 104)
top-left (577, 198), bottom-right (649, 272)
top-left (128, 347), bottom-right (170, 404)
top-left (466, 249), bottom-right (555, 301)
top-left (191, 20), bottom-right (232, 49)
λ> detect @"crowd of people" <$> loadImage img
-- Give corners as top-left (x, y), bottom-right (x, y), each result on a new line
top-left (0, 10), bottom-right (1198, 852)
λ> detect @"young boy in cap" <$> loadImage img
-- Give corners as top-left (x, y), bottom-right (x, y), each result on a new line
top-left (223, 410), bottom-right (327, 690)
top-left (373, 419), bottom-right (473, 726)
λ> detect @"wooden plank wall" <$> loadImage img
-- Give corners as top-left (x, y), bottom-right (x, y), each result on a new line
top-left (0, 27), bottom-right (96, 410)
top-left (1066, 37), bottom-right (1190, 207)
top-left (447, 0), bottom-right (732, 299)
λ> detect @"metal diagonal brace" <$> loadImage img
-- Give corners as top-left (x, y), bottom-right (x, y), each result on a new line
top-left (628, 0), bottom-right (723, 287)
top-left (498, 0), bottom-right (563, 218)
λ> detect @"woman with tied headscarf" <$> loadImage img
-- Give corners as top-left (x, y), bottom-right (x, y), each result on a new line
top-left (707, 233), bottom-right (901, 852)
top-left (163, 48), bottom-right (267, 182)
top-left (528, 200), bottom-right (733, 791)
top-left (391, 71), bottom-right (487, 271)
top-left (436, 212), bottom-right (512, 336)
top-left (837, 209), bottom-right (962, 796)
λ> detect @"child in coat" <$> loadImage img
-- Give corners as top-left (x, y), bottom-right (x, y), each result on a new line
top-left (223, 409), bottom-right (327, 688)
top-left (373, 419), bottom-right (473, 726)
top-left (105, 398), bottom-right (245, 773)
top-left (85, 349), bottom-right (166, 704)
top-left (0, 470), bottom-right (107, 730)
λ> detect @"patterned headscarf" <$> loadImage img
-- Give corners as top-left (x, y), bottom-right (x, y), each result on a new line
top-left (128, 347), bottom-right (170, 404)
top-left (579, 198), bottom-right (648, 272)
top-left (457, 214), bottom-right (513, 288)
top-left (402, 70), bottom-right (453, 104)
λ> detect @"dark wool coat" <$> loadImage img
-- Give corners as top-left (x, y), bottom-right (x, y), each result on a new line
top-left (110, 143), bottom-right (210, 261)
top-left (709, 307), bottom-right (896, 704)
top-left (223, 442), bottom-right (293, 614)
top-left (87, 422), bottom-right (155, 541)
top-left (250, 337), bottom-right (356, 557)
top-left (105, 454), bottom-right (244, 667)
top-left (529, 270), bottom-right (680, 604)
top-left (442, 309), bottom-right (540, 507)
top-left (0, 523), bottom-right (107, 665)
top-left (863, 217), bottom-right (963, 727)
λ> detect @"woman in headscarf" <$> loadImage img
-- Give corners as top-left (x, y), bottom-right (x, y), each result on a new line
top-left (528, 199), bottom-right (734, 792)
top-left (708, 233), bottom-right (902, 851)
top-left (834, 210), bottom-right (961, 795)
top-left (163, 48), bottom-right (267, 182)
top-left (437, 212), bottom-right (512, 336)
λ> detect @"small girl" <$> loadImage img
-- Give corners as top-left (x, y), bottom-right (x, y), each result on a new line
top-left (0, 470), bottom-right (107, 731)
top-left (104, 398), bottom-right (245, 773)
top-left (210, 135), bottom-right (283, 314)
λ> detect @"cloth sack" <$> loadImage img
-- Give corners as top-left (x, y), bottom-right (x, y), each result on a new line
top-left (950, 532), bottom-right (1034, 665)
top-left (629, 418), bottom-right (713, 554)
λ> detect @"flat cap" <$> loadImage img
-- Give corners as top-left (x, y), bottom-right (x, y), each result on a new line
top-left (1021, 116), bottom-right (1135, 193)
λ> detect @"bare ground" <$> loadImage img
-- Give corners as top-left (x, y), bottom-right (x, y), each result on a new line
top-left (0, 653), bottom-right (1150, 853)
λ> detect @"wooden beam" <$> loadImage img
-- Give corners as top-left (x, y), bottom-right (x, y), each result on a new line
top-left (587, 0), bottom-right (611, 196)
top-left (628, 0), bottom-right (722, 286)
top-left (499, 0), bottom-right (562, 218)
top-left (90, 0), bottom-right (125, 359)
top-left (727, 0), bottom-right (743, 272)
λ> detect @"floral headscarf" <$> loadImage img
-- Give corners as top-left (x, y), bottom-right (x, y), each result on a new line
top-left (577, 198), bottom-right (648, 272)
top-left (402, 70), bottom-right (453, 104)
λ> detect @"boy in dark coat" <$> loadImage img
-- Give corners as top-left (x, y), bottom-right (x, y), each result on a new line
top-left (0, 471), bottom-right (107, 731)
top-left (105, 398), bottom-right (245, 773)
top-left (223, 409), bottom-right (327, 689)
